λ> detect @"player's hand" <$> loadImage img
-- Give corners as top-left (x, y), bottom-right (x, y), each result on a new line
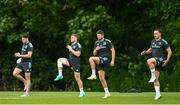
top-left (140, 50), bottom-right (146, 56)
top-left (95, 46), bottom-right (100, 51)
top-left (162, 60), bottom-right (169, 67)
top-left (66, 45), bottom-right (73, 51)
top-left (14, 52), bottom-right (21, 57)
top-left (110, 61), bottom-right (114, 66)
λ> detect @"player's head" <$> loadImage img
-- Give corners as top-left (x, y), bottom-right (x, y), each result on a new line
top-left (153, 28), bottom-right (162, 40)
top-left (96, 30), bottom-right (104, 40)
top-left (70, 34), bottom-right (78, 43)
top-left (21, 33), bottom-right (29, 44)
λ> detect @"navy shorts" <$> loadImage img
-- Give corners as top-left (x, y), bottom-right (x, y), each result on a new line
top-left (16, 62), bottom-right (32, 73)
top-left (154, 57), bottom-right (164, 67)
top-left (97, 56), bottom-right (110, 70)
top-left (69, 60), bottom-right (80, 72)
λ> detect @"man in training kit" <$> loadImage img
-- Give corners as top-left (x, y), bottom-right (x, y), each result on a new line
top-left (141, 28), bottom-right (172, 100)
top-left (54, 34), bottom-right (85, 97)
top-left (13, 33), bottom-right (33, 97)
top-left (87, 30), bottom-right (115, 98)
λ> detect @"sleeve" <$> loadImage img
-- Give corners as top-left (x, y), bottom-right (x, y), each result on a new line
top-left (94, 41), bottom-right (98, 49)
top-left (150, 40), bottom-right (153, 48)
top-left (28, 43), bottom-right (33, 52)
top-left (76, 43), bottom-right (82, 52)
top-left (162, 39), bottom-right (170, 49)
top-left (106, 39), bottom-right (113, 49)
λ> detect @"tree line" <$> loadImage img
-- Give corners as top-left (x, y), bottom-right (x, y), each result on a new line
top-left (0, 0), bottom-right (179, 92)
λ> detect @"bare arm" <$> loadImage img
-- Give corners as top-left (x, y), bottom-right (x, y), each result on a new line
top-left (145, 48), bottom-right (152, 54)
top-left (162, 47), bottom-right (172, 67)
top-left (70, 50), bottom-right (81, 57)
top-left (93, 49), bottom-right (98, 56)
top-left (15, 52), bottom-right (32, 58)
top-left (141, 48), bottom-right (152, 55)
top-left (110, 47), bottom-right (115, 66)
top-left (67, 45), bottom-right (81, 57)
top-left (166, 47), bottom-right (172, 61)
top-left (93, 46), bottom-right (100, 56)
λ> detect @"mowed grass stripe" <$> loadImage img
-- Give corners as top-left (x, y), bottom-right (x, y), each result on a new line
top-left (0, 92), bottom-right (180, 104)
top-left (0, 104), bottom-right (180, 105)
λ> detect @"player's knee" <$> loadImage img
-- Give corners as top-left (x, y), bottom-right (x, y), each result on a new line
top-left (147, 59), bottom-right (153, 65)
top-left (12, 72), bottom-right (18, 77)
top-left (57, 58), bottom-right (63, 67)
top-left (154, 81), bottom-right (159, 86)
top-left (89, 57), bottom-right (94, 62)
top-left (74, 74), bottom-right (80, 81)
top-left (25, 75), bottom-right (30, 80)
top-left (99, 75), bottom-right (105, 82)
top-left (155, 78), bottom-right (159, 82)
top-left (57, 58), bottom-right (62, 63)
top-left (99, 78), bottom-right (105, 82)
top-left (26, 78), bottom-right (31, 83)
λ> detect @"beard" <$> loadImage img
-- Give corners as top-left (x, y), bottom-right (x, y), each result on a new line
top-left (154, 36), bottom-right (161, 40)
top-left (71, 40), bottom-right (75, 43)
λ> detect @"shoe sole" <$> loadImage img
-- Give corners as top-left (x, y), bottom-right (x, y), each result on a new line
top-left (79, 94), bottom-right (85, 98)
top-left (54, 77), bottom-right (63, 81)
top-left (87, 78), bottom-right (97, 80)
top-left (155, 96), bottom-right (161, 100)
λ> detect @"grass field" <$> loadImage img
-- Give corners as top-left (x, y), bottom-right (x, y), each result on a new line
top-left (0, 92), bottom-right (180, 104)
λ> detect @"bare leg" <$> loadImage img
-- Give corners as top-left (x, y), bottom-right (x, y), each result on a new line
top-left (25, 73), bottom-right (31, 95)
top-left (57, 58), bottom-right (70, 75)
top-left (147, 58), bottom-right (157, 83)
top-left (74, 72), bottom-right (83, 89)
top-left (88, 57), bottom-right (100, 80)
top-left (12, 68), bottom-right (26, 84)
top-left (98, 70), bottom-right (110, 98)
top-left (154, 70), bottom-right (161, 100)
top-left (74, 72), bottom-right (85, 97)
top-left (54, 58), bottom-right (70, 81)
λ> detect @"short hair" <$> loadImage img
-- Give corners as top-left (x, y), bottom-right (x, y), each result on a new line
top-left (96, 30), bottom-right (104, 35)
top-left (71, 34), bottom-right (78, 38)
top-left (22, 33), bottom-right (29, 38)
top-left (154, 28), bottom-right (162, 34)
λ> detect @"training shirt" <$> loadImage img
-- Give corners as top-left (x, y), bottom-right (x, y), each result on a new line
top-left (150, 38), bottom-right (170, 58)
top-left (21, 42), bottom-right (33, 62)
top-left (69, 42), bottom-right (81, 64)
top-left (94, 38), bottom-right (113, 57)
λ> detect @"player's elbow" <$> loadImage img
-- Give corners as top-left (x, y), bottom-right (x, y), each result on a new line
top-left (76, 53), bottom-right (81, 57)
top-left (27, 54), bottom-right (32, 58)
top-left (170, 49), bottom-right (172, 54)
top-left (76, 54), bottom-right (80, 57)
top-left (27, 52), bottom-right (32, 58)
top-left (111, 48), bottom-right (115, 54)
top-left (167, 48), bottom-right (172, 55)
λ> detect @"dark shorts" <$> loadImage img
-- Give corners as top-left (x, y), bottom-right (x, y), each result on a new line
top-left (69, 60), bottom-right (80, 72)
top-left (16, 61), bottom-right (32, 73)
top-left (154, 57), bottom-right (164, 67)
top-left (97, 56), bottom-right (110, 70)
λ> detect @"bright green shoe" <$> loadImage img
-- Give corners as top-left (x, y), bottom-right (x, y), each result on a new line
top-left (54, 75), bottom-right (63, 81)
top-left (79, 91), bottom-right (85, 97)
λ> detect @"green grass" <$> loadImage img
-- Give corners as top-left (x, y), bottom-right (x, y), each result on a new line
top-left (0, 92), bottom-right (180, 104)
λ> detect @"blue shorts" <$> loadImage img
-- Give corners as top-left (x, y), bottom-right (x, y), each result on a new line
top-left (69, 60), bottom-right (80, 73)
top-left (16, 62), bottom-right (32, 73)
top-left (97, 56), bottom-right (110, 70)
top-left (154, 57), bottom-right (164, 67)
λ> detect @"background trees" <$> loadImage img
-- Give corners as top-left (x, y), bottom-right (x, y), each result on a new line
top-left (0, 0), bottom-right (179, 92)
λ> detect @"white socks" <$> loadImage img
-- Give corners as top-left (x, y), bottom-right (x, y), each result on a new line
top-left (92, 69), bottom-right (96, 76)
top-left (104, 88), bottom-right (110, 94)
top-left (80, 88), bottom-right (84, 92)
top-left (58, 69), bottom-right (62, 76)
top-left (154, 86), bottom-right (161, 96)
top-left (150, 68), bottom-right (156, 78)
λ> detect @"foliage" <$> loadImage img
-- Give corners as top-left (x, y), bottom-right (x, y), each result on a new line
top-left (0, 0), bottom-right (179, 92)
